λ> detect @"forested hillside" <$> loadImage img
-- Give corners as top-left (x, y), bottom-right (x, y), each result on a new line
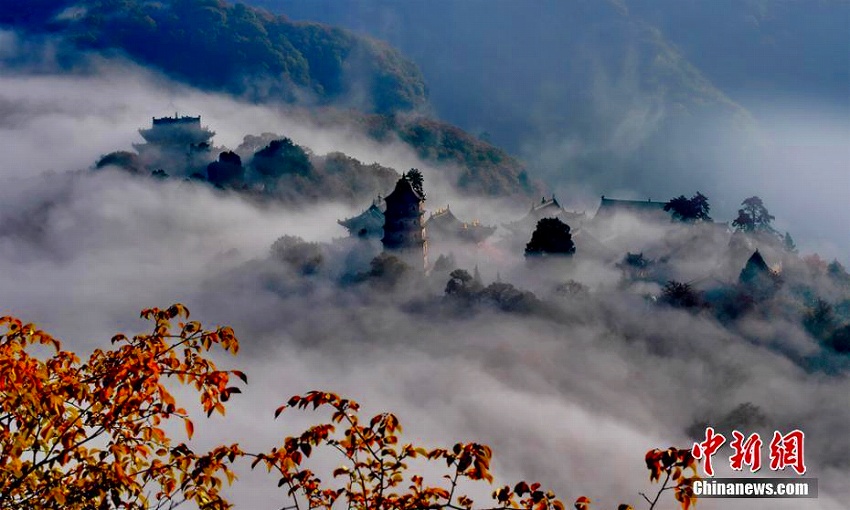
top-left (0, 0), bottom-right (428, 114)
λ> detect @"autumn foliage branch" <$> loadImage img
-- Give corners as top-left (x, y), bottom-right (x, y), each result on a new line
top-left (249, 390), bottom-right (566, 510)
top-left (0, 305), bottom-right (245, 509)
top-left (0, 305), bottom-right (700, 510)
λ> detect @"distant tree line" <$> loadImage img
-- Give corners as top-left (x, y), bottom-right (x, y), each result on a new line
top-left (97, 135), bottom-right (400, 206)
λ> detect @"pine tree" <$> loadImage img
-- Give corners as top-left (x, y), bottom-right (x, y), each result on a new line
top-left (525, 218), bottom-right (576, 257)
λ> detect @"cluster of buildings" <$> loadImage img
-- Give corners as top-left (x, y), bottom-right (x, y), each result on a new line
top-left (338, 172), bottom-right (675, 270)
top-left (135, 115), bottom-right (683, 271)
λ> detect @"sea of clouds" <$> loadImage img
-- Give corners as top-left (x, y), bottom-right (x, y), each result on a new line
top-left (1, 32), bottom-right (848, 509)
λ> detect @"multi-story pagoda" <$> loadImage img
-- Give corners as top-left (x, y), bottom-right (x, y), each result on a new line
top-left (382, 173), bottom-right (427, 270)
top-left (134, 114), bottom-right (215, 173)
top-left (425, 205), bottom-right (496, 245)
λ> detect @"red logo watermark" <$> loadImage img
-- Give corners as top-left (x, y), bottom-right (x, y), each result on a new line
top-left (691, 428), bottom-right (806, 477)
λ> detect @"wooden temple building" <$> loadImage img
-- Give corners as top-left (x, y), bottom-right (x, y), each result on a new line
top-left (424, 206), bottom-right (496, 245)
top-left (135, 114), bottom-right (214, 153)
top-left (593, 196), bottom-right (669, 221)
top-left (338, 197), bottom-right (385, 239)
top-left (134, 114), bottom-right (215, 173)
top-left (503, 195), bottom-right (587, 236)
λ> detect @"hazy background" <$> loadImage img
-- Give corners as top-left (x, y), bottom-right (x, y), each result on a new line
top-left (254, 0), bottom-right (850, 259)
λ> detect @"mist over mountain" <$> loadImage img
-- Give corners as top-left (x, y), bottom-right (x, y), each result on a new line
top-left (0, 0), bottom-right (545, 200)
top-left (253, 0), bottom-right (849, 139)
top-left (251, 2), bottom-right (749, 156)
top-left (624, 0), bottom-right (850, 116)
top-left (93, 108), bottom-right (541, 201)
top-left (250, 0), bottom-right (850, 257)
top-left (0, 0), bottom-right (427, 114)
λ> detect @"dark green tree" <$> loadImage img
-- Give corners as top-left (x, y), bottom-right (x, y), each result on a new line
top-left (827, 260), bottom-right (850, 285)
top-left (732, 196), bottom-right (775, 232)
top-left (404, 168), bottom-right (425, 198)
top-left (803, 299), bottom-right (837, 340)
top-left (660, 281), bottom-right (703, 309)
top-left (270, 235), bottom-right (324, 275)
top-left (783, 232), bottom-right (797, 253)
top-left (251, 138), bottom-right (312, 179)
top-left (479, 282), bottom-right (540, 313)
top-left (95, 151), bottom-right (144, 174)
top-left (524, 218), bottom-right (575, 257)
top-left (445, 269), bottom-right (483, 297)
top-left (207, 151), bottom-right (244, 186)
top-left (664, 192), bottom-right (712, 222)
top-left (826, 324), bottom-right (850, 353)
top-left (431, 253), bottom-right (457, 273)
top-left (363, 253), bottom-right (410, 288)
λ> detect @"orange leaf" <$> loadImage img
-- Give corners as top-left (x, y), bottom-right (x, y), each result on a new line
top-left (574, 496), bottom-right (592, 510)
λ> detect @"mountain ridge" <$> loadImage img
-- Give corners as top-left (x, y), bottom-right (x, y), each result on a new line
top-left (0, 0), bottom-right (428, 114)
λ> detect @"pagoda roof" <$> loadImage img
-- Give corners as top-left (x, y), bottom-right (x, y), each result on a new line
top-left (458, 223), bottom-right (497, 243)
top-left (152, 114), bottom-right (202, 126)
top-left (596, 196), bottom-right (668, 217)
top-left (426, 205), bottom-right (496, 244)
top-left (138, 114), bottom-right (215, 146)
top-left (426, 206), bottom-right (464, 231)
top-left (739, 249), bottom-right (776, 284)
top-left (503, 195), bottom-right (586, 233)
top-left (338, 203), bottom-right (385, 237)
top-left (744, 250), bottom-right (769, 271)
top-left (531, 196), bottom-right (562, 213)
top-left (385, 176), bottom-right (424, 203)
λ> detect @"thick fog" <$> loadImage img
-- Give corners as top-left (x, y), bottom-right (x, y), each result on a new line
top-left (259, 0), bottom-right (850, 261)
top-left (1, 27), bottom-right (849, 510)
